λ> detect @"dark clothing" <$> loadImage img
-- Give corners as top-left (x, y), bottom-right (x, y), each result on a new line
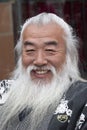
top-left (48, 81), bottom-right (87, 130)
top-left (0, 80), bottom-right (87, 130)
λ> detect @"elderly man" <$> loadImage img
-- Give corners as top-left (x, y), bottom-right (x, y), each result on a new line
top-left (0, 13), bottom-right (87, 130)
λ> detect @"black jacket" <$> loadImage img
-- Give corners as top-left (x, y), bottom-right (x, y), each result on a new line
top-left (48, 81), bottom-right (87, 130)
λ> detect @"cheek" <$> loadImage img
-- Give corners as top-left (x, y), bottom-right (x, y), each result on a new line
top-left (51, 54), bottom-right (66, 70)
top-left (22, 55), bottom-right (33, 68)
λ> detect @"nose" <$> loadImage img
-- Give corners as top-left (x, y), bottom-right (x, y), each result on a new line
top-left (33, 50), bottom-right (47, 66)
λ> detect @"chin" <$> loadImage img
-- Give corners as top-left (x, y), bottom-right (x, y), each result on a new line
top-left (30, 77), bottom-right (53, 86)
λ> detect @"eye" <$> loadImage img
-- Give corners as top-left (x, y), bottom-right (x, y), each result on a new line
top-left (25, 49), bottom-right (36, 56)
top-left (45, 49), bottom-right (57, 55)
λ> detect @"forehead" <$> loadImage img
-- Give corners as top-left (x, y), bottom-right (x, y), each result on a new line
top-left (22, 22), bottom-right (66, 45)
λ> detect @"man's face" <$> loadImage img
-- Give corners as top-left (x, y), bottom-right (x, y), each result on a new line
top-left (22, 22), bottom-right (66, 83)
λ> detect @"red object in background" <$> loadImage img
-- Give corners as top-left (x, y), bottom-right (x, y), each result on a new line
top-left (64, 1), bottom-right (84, 61)
top-left (63, 1), bottom-right (72, 23)
top-left (32, 1), bottom-right (57, 15)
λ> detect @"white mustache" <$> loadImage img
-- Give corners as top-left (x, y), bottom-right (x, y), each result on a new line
top-left (26, 65), bottom-right (57, 76)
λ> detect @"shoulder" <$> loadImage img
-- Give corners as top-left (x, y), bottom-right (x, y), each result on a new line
top-left (66, 80), bottom-right (87, 99)
top-left (48, 81), bottom-right (87, 130)
top-left (64, 80), bottom-right (87, 112)
top-left (0, 79), bottom-right (13, 105)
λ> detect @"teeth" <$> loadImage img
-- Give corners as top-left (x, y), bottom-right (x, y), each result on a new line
top-left (35, 70), bottom-right (48, 74)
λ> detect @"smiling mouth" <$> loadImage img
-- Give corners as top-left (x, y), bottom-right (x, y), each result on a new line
top-left (34, 70), bottom-right (48, 74)
top-left (31, 69), bottom-right (51, 78)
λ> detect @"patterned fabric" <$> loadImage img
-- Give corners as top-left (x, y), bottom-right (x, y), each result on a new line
top-left (0, 80), bottom-right (13, 104)
top-left (48, 81), bottom-right (87, 130)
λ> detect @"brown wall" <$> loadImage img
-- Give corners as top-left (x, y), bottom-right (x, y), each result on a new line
top-left (0, 2), bottom-right (15, 80)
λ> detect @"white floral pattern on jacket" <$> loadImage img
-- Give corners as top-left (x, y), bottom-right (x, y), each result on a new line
top-left (0, 80), bottom-right (13, 104)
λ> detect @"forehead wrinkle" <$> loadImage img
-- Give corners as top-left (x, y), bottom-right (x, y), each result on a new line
top-left (22, 23), bottom-right (66, 49)
top-left (22, 22), bottom-right (65, 38)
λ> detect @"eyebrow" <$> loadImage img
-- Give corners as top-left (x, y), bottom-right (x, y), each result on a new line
top-left (23, 41), bottom-right (58, 46)
top-left (23, 41), bottom-right (34, 46)
top-left (44, 41), bottom-right (58, 46)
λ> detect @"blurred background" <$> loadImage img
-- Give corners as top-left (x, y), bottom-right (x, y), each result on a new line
top-left (0, 0), bottom-right (87, 80)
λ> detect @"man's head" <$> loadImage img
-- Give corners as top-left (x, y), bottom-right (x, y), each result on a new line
top-left (15, 12), bottom-right (80, 84)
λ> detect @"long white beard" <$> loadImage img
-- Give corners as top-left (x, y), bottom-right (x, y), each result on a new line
top-left (0, 62), bottom-right (73, 130)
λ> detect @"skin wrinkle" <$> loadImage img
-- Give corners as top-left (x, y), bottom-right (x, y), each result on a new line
top-left (22, 23), bottom-right (66, 82)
